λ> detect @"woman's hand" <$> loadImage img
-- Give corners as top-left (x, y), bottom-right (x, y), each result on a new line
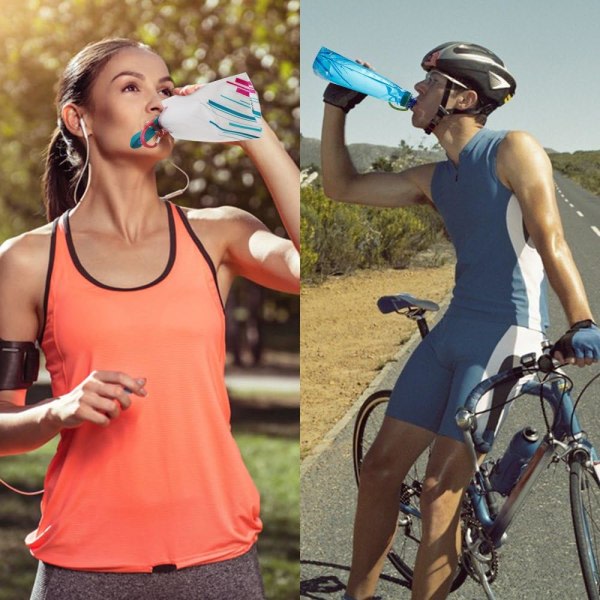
top-left (49, 371), bottom-right (147, 428)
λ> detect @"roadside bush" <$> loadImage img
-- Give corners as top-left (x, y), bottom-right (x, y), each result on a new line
top-left (301, 185), bottom-right (364, 279)
top-left (301, 185), bottom-right (446, 282)
top-left (365, 206), bottom-right (443, 269)
top-left (300, 209), bottom-right (318, 281)
top-left (550, 151), bottom-right (600, 197)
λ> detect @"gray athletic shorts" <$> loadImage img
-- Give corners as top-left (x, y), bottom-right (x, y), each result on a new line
top-left (30, 545), bottom-right (264, 600)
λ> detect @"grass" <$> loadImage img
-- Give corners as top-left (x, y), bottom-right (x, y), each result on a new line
top-left (236, 432), bottom-right (299, 600)
top-left (0, 441), bottom-right (54, 600)
top-left (0, 428), bottom-right (299, 600)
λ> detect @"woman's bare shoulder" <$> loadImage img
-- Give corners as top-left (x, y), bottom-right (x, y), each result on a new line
top-left (177, 204), bottom-right (249, 224)
top-left (0, 222), bottom-right (54, 283)
top-left (176, 204), bottom-right (259, 243)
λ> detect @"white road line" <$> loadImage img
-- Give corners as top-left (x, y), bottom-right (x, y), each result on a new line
top-left (576, 211), bottom-right (584, 217)
top-left (569, 203), bottom-right (574, 208)
top-left (592, 226), bottom-right (600, 238)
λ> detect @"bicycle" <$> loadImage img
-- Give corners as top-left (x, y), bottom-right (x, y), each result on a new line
top-left (352, 293), bottom-right (600, 599)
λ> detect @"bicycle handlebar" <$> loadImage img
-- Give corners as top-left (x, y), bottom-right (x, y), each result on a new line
top-left (457, 352), bottom-right (564, 453)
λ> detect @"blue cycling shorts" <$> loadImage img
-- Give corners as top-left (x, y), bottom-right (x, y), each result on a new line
top-left (386, 315), bottom-right (546, 443)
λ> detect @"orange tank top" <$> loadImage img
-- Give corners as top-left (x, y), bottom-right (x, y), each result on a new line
top-left (26, 201), bottom-right (262, 572)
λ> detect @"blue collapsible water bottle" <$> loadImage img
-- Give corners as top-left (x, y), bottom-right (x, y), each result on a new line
top-left (312, 46), bottom-right (416, 110)
top-left (489, 426), bottom-right (542, 496)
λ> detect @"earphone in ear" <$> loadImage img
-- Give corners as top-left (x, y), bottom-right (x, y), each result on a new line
top-left (73, 115), bottom-right (92, 205)
top-left (80, 117), bottom-right (88, 140)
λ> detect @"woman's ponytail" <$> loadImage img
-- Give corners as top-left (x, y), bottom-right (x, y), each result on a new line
top-left (42, 127), bottom-right (80, 221)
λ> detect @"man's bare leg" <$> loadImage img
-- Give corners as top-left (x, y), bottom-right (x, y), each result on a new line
top-left (346, 418), bottom-right (434, 600)
top-left (410, 436), bottom-right (474, 600)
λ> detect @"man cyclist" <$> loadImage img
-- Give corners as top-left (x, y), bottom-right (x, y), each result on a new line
top-left (320, 41), bottom-right (600, 600)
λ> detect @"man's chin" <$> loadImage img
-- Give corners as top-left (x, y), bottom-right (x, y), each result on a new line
top-left (411, 113), bottom-right (425, 129)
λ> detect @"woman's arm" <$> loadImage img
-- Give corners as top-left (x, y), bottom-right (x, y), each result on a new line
top-left (174, 83), bottom-right (299, 251)
top-left (0, 232), bottom-right (63, 453)
top-left (221, 206), bottom-right (299, 294)
top-left (228, 119), bottom-right (300, 293)
top-left (186, 205), bottom-right (299, 297)
top-left (240, 120), bottom-right (300, 251)
top-left (173, 85), bottom-right (299, 294)
top-left (0, 232), bottom-right (146, 455)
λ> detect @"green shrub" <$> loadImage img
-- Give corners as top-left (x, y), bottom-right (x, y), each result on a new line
top-left (365, 206), bottom-right (443, 269)
top-left (300, 205), bottom-right (318, 281)
top-left (301, 186), bottom-right (364, 280)
top-left (300, 185), bottom-right (446, 282)
top-left (550, 151), bottom-right (600, 197)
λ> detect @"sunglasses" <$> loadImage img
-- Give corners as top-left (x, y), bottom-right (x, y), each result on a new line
top-left (424, 70), bottom-right (469, 90)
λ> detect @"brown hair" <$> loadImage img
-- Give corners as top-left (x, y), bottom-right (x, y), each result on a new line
top-left (42, 38), bottom-right (150, 221)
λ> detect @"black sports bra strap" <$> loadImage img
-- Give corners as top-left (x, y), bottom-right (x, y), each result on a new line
top-left (37, 217), bottom-right (59, 344)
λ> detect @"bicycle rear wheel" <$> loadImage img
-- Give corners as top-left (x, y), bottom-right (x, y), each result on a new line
top-left (570, 454), bottom-right (600, 600)
top-left (352, 390), bottom-right (468, 591)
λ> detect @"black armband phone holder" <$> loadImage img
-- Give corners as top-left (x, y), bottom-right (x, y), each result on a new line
top-left (0, 340), bottom-right (40, 390)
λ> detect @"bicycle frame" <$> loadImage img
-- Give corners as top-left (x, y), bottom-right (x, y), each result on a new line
top-left (462, 376), bottom-right (600, 549)
top-left (396, 373), bottom-right (600, 569)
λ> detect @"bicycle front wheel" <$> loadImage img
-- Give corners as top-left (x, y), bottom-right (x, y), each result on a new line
top-left (352, 389), bottom-right (467, 591)
top-left (570, 454), bottom-right (600, 600)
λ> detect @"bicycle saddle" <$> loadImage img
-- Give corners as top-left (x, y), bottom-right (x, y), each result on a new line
top-left (377, 293), bottom-right (440, 314)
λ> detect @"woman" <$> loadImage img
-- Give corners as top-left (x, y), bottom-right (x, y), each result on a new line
top-left (0, 38), bottom-right (299, 599)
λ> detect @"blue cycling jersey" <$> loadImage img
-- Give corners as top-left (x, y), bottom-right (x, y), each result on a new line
top-left (432, 128), bottom-right (549, 332)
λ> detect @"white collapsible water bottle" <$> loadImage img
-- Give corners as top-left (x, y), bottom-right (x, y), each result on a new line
top-left (312, 46), bottom-right (416, 110)
top-left (130, 72), bottom-right (262, 149)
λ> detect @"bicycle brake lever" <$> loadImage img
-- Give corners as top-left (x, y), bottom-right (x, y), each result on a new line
top-left (538, 354), bottom-right (558, 373)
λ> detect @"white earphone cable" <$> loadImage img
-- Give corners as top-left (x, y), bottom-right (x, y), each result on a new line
top-left (73, 122), bottom-right (92, 205)
top-left (160, 160), bottom-right (190, 201)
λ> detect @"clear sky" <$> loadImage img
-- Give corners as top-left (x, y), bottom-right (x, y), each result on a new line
top-left (300, 0), bottom-right (600, 153)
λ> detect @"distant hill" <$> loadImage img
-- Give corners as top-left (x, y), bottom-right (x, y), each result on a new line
top-left (300, 136), bottom-right (444, 172)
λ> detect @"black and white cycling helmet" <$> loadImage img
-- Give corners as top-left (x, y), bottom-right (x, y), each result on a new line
top-left (420, 42), bottom-right (516, 133)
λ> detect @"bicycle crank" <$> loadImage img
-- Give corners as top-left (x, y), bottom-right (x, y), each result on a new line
top-left (461, 516), bottom-right (499, 598)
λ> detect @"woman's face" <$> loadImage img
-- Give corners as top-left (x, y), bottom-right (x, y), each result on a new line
top-left (86, 47), bottom-right (175, 160)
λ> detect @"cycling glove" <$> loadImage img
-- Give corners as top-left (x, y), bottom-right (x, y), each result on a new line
top-left (323, 83), bottom-right (366, 114)
top-left (553, 320), bottom-right (600, 360)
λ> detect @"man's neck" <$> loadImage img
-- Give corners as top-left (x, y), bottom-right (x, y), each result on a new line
top-left (434, 118), bottom-right (484, 165)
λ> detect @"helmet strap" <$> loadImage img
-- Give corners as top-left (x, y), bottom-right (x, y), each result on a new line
top-left (424, 80), bottom-right (454, 135)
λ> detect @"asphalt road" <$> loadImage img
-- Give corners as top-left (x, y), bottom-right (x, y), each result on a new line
top-left (300, 172), bottom-right (600, 600)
